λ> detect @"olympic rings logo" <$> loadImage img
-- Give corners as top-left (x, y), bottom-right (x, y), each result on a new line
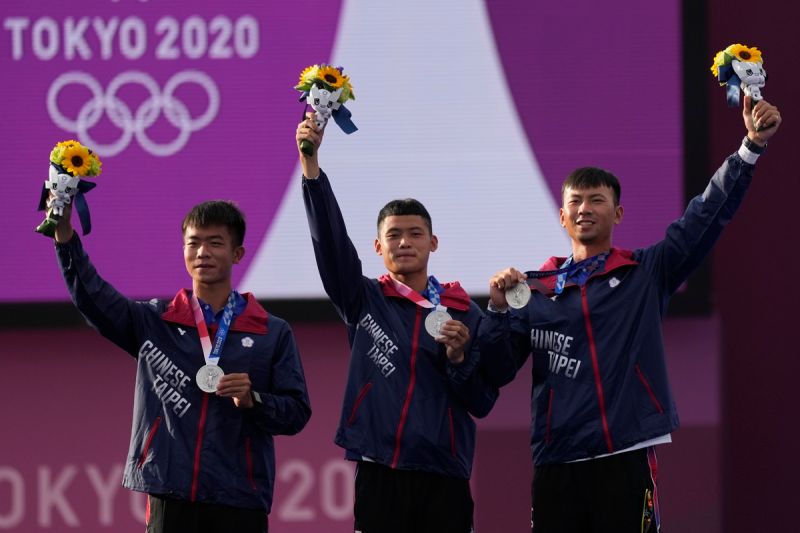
top-left (47, 70), bottom-right (219, 157)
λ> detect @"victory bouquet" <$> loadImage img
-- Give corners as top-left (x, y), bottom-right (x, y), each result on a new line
top-left (36, 139), bottom-right (102, 237)
top-left (710, 43), bottom-right (766, 109)
top-left (294, 64), bottom-right (357, 155)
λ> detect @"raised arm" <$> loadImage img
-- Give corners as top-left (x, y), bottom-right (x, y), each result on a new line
top-left (646, 96), bottom-right (782, 294)
top-left (53, 201), bottom-right (142, 356)
top-left (297, 115), bottom-right (366, 325)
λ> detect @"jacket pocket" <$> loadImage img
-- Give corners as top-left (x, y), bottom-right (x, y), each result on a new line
top-left (635, 364), bottom-right (664, 414)
top-left (447, 408), bottom-right (456, 457)
top-left (545, 388), bottom-right (555, 445)
top-left (244, 437), bottom-right (257, 491)
top-left (347, 382), bottom-right (373, 426)
top-left (137, 416), bottom-right (162, 469)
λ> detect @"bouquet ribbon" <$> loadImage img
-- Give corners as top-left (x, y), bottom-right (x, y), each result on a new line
top-left (717, 64), bottom-right (743, 107)
top-left (332, 104), bottom-right (357, 134)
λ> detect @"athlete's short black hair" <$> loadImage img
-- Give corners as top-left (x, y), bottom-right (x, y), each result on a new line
top-left (377, 199), bottom-right (433, 235)
top-left (562, 167), bottom-right (621, 205)
top-left (182, 200), bottom-right (246, 247)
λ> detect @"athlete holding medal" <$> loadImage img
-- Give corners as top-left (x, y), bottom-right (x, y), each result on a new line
top-left (480, 91), bottom-right (781, 533)
top-left (297, 113), bottom-right (498, 533)
top-left (49, 198), bottom-right (311, 533)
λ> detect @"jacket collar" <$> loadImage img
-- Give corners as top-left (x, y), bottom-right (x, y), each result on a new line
top-left (534, 247), bottom-right (638, 293)
top-left (377, 274), bottom-right (472, 312)
top-left (161, 289), bottom-right (268, 334)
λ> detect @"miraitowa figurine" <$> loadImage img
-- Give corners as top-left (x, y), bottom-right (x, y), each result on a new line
top-left (309, 84), bottom-right (343, 131)
top-left (711, 43), bottom-right (766, 109)
top-left (294, 64), bottom-right (357, 156)
top-left (36, 140), bottom-right (102, 238)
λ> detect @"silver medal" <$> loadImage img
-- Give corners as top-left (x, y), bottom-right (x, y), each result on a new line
top-left (196, 364), bottom-right (224, 393)
top-left (425, 309), bottom-right (452, 338)
top-left (505, 282), bottom-right (531, 309)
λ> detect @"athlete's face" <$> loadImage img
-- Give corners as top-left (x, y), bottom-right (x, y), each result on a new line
top-left (374, 215), bottom-right (438, 276)
top-left (560, 186), bottom-right (623, 248)
top-left (183, 225), bottom-right (244, 287)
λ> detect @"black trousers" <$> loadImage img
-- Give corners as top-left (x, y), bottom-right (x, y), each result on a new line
top-left (354, 461), bottom-right (474, 533)
top-left (531, 447), bottom-right (661, 533)
top-left (146, 494), bottom-right (268, 533)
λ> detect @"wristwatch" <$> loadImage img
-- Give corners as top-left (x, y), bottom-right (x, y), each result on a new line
top-left (743, 135), bottom-right (766, 154)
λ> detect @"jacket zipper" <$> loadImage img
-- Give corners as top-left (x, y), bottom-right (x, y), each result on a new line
top-left (391, 307), bottom-right (422, 468)
top-left (137, 416), bottom-right (162, 468)
top-left (244, 437), bottom-right (257, 490)
top-left (190, 392), bottom-right (210, 502)
top-left (635, 364), bottom-right (665, 413)
top-left (545, 389), bottom-right (554, 445)
top-left (347, 382), bottom-right (373, 426)
top-left (581, 286), bottom-right (614, 453)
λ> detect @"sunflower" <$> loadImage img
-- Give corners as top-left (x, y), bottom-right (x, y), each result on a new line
top-left (60, 143), bottom-right (93, 176)
top-left (317, 65), bottom-right (347, 89)
top-left (295, 65), bottom-right (319, 91)
top-left (727, 43), bottom-right (762, 63)
top-left (50, 139), bottom-right (77, 163)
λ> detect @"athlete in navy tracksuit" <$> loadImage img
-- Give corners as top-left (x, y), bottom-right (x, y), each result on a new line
top-left (52, 200), bottom-right (311, 533)
top-left (480, 97), bottom-right (782, 532)
top-left (297, 114), bottom-right (497, 532)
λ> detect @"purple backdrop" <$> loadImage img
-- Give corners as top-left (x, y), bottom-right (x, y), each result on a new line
top-left (5, 0), bottom-right (681, 302)
top-left (5, 0), bottom-right (341, 301)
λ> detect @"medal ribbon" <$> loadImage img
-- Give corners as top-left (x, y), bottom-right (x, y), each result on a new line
top-left (522, 252), bottom-right (609, 295)
top-left (190, 291), bottom-right (238, 365)
top-left (388, 276), bottom-right (447, 311)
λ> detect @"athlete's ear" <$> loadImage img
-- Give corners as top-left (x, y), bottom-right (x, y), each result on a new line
top-left (374, 238), bottom-right (383, 256)
top-left (233, 246), bottom-right (245, 264)
top-left (430, 234), bottom-right (438, 252)
top-left (614, 205), bottom-right (624, 225)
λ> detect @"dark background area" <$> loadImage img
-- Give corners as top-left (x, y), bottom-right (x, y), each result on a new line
top-left (703, 1), bottom-right (800, 532)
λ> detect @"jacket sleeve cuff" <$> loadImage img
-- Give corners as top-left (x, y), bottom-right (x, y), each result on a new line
top-left (302, 168), bottom-right (324, 181)
top-left (738, 137), bottom-right (764, 164)
top-left (55, 232), bottom-right (82, 269)
top-left (446, 344), bottom-right (480, 382)
top-left (487, 301), bottom-right (508, 314)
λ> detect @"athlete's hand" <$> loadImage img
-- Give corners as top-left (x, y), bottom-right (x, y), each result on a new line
top-left (296, 112), bottom-right (323, 179)
top-left (437, 319), bottom-right (470, 365)
top-left (216, 373), bottom-right (254, 408)
top-left (49, 192), bottom-right (75, 243)
top-left (745, 96), bottom-right (781, 146)
top-left (488, 268), bottom-right (527, 312)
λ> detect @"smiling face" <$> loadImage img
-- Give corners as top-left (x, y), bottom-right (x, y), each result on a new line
top-left (183, 224), bottom-right (244, 288)
top-left (560, 185), bottom-right (623, 251)
top-left (374, 215), bottom-right (438, 279)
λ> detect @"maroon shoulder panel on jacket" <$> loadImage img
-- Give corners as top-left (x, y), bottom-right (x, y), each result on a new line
top-left (377, 274), bottom-right (471, 312)
top-left (534, 248), bottom-right (639, 293)
top-left (161, 289), bottom-right (268, 334)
